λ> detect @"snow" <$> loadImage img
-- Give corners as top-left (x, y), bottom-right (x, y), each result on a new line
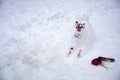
top-left (0, 0), bottom-right (120, 80)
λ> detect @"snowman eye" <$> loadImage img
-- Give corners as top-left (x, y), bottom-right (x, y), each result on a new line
top-left (76, 21), bottom-right (78, 23)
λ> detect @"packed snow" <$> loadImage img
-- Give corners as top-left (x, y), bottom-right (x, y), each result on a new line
top-left (0, 0), bottom-right (120, 80)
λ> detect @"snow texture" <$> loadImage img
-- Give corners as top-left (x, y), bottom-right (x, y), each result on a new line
top-left (0, 0), bottom-right (120, 80)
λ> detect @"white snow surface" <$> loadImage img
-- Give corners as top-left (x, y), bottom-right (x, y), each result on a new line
top-left (0, 0), bottom-right (120, 80)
